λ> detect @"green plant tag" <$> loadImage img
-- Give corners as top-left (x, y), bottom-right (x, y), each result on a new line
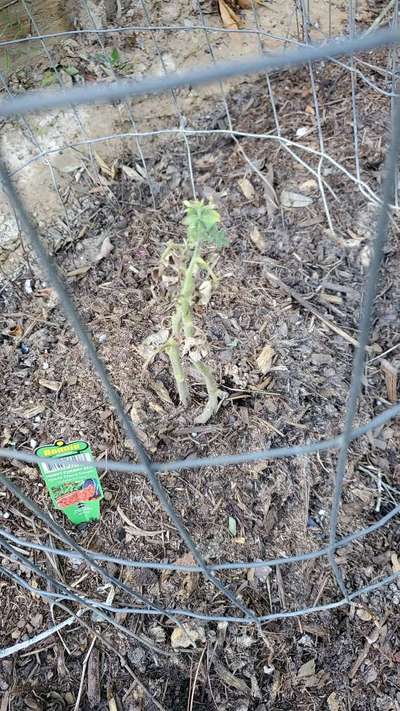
top-left (35, 439), bottom-right (103, 526)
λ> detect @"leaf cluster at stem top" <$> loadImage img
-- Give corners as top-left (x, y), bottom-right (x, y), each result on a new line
top-left (183, 199), bottom-right (229, 250)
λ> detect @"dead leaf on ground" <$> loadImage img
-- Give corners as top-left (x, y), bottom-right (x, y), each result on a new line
top-left (213, 659), bottom-right (251, 695)
top-left (218, 0), bottom-right (241, 29)
top-left (199, 279), bottom-right (212, 305)
top-left (297, 658), bottom-right (316, 679)
top-left (281, 190), bottom-right (314, 208)
top-left (150, 380), bottom-right (173, 405)
top-left (117, 505), bottom-right (165, 538)
top-left (95, 152), bottom-right (116, 179)
top-left (9, 323), bottom-right (23, 338)
top-left (238, 176), bottom-right (256, 200)
top-left (356, 607), bottom-right (374, 621)
top-left (249, 225), bottom-right (265, 251)
top-left (96, 235), bottom-right (113, 262)
top-left (121, 163), bottom-right (146, 182)
top-left (391, 551), bottom-right (400, 572)
top-left (327, 692), bottom-right (341, 711)
top-left (257, 344), bottom-right (274, 374)
top-left (170, 625), bottom-right (205, 649)
top-left (139, 329), bottom-right (169, 368)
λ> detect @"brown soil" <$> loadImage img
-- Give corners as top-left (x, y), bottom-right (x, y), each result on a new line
top-left (1, 6), bottom-right (400, 711)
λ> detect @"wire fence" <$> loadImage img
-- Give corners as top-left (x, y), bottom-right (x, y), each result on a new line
top-left (1, 0), bottom-right (400, 664)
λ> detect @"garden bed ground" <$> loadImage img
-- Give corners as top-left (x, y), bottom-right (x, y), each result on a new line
top-left (1, 27), bottom-right (400, 711)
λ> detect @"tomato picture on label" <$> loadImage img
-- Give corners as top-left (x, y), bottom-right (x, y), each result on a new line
top-left (56, 479), bottom-right (100, 509)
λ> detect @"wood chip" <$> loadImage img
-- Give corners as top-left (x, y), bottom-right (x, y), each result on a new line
top-left (87, 647), bottom-right (100, 707)
top-left (19, 404), bottom-right (46, 418)
top-left (381, 359), bottom-right (397, 403)
top-left (264, 164), bottom-right (278, 218)
top-left (250, 225), bottom-right (265, 252)
top-left (256, 344), bottom-right (274, 374)
top-left (38, 379), bottom-right (61, 392)
top-left (96, 235), bottom-right (113, 263)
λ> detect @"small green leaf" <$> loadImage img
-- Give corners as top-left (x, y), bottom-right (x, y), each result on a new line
top-left (110, 47), bottom-right (120, 65)
top-left (228, 516), bottom-right (237, 537)
top-left (41, 69), bottom-right (57, 87)
top-left (63, 65), bottom-right (80, 76)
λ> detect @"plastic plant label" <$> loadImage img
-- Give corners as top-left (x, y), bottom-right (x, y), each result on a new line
top-left (35, 439), bottom-right (103, 526)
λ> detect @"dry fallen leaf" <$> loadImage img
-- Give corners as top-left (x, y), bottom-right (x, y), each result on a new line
top-left (249, 225), bottom-right (265, 252)
top-left (139, 329), bottom-right (169, 368)
top-left (327, 692), bottom-right (340, 711)
top-left (96, 235), bottom-right (113, 262)
top-left (150, 380), bottom-right (173, 405)
top-left (218, 0), bottom-right (241, 29)
top-left (9, 324), bottom-right (23, 338)
top-left (199, 279), bottom-right (212, 305)
top-left (297, 658), bottom-right (316, 679)
top-left (213, 659), bottom-right (251, 694)
top-left (391, 551), bottom-right (400, 572)
top-left (257, 344), bottom-right (274, 375)
top-left (95, 151), bottom-right (116, 179)
top-left (238, 176), bottom-right (256, 200)
top-left (117, 505), bottom-right (165, 538)
top-left (356, 607), bottom-right (373, 622)
top-left (170, 625), bottom-right (204, 649)
top-left (121, 163), bottom-right (145, 182)
top-left (281, 190), bottom-right (314, 208)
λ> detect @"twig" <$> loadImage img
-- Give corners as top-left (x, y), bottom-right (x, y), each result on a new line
top-left (375, 471), bottom-right (383, 513)
top-left (264, 270), bottom-right (360, 348)
top-left (51, 600), bottom-right (168, 711)
top-left (187, 645), bottom-right (207, 711)
top-left (364, 0), bottom-right (396, 36)
top-left (74, 637), bottom-right (96, 711)
top-left (0, 0), bottom-right (19, 10)
top-left (0, 610), bottom-right (87, 659)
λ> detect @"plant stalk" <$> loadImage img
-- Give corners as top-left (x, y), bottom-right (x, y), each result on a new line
top-left (193, 360), bottom-right (221, 424)
top-left (166, 338), bottom-right (190, 407)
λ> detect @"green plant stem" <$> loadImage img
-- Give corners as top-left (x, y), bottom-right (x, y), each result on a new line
top-left (193, 361), bottom-right (221, 424)
top-left (179, 244), bottom-right (200, 341)
top-left (166, 338), bottom-right (190, 407)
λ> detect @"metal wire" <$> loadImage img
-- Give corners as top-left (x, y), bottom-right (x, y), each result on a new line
top-left (0, 153), bottom-right (258, 625)
top-left (1, 502), bottom-right (399, 573)
top-left (328, 95), bottom-right (400, 596)
top-left (1, 28), bottom-right (400, 119)
top-left (1, 12), bottom-right (400, 642)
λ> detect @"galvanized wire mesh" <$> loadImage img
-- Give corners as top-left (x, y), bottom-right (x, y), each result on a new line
top-left (1, 0), bottom-right (400, 660)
